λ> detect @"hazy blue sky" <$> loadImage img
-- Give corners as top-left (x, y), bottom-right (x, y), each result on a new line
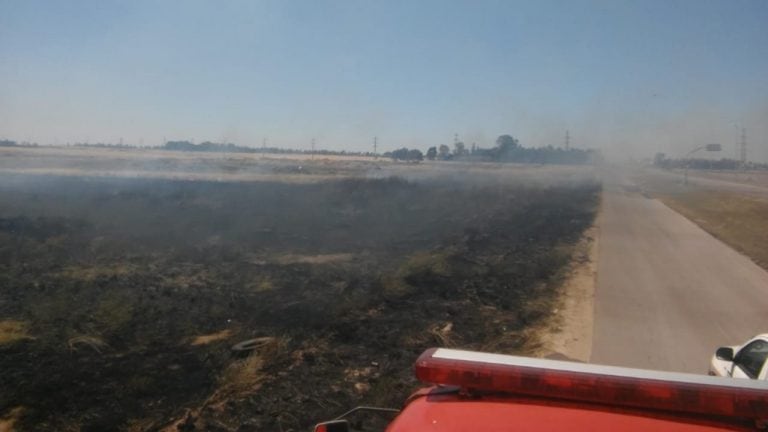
top-left (1, 0), bottom-right (767, 160)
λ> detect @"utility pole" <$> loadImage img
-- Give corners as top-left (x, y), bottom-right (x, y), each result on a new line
top-left (311, 138), bottom-right (316, 160)
top-left (740, 128), bottom-right (747, 165)
top-left (373, 136), bottom-right (378, 159)
top-left (565, 130), bottom-right (570, 150)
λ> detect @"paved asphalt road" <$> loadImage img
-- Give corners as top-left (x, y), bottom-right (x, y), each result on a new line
top-left (590, 181), bottom-right (768, 374)
top-left (650, 167), bottom-right (768, 197)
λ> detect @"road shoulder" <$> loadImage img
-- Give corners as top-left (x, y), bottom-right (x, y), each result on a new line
top-left (535, 220), bottom-right (600, 362)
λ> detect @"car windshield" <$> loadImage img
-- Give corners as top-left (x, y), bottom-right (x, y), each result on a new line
top-left (1, 1), bottom-right (767, 430)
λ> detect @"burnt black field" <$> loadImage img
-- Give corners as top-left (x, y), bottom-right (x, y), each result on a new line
top-left (0, 173), bottom-right (599, 431)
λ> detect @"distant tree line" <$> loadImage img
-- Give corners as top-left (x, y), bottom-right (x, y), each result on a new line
top-left (50, 135), bottom-right (598, 166)
top-left (162, 140), bottom-right (375, 157)
top-left (161, 136), bottom-right (596, 165)
top-left (0, 139), bottom-right (39, 148)
top-left (653, 154), bottom-right (768, 171)
top-left (164, 141), bottom-right (242, 152)
top-left (383, 147), bottom-right (424, 162)
top-left (73, 142), bottom-right (149, 149)
top-left (424, 135), bottom-right (598, 165)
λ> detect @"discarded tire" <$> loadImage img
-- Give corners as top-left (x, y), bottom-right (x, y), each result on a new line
top-left (231, 337), bottom-right (276, 353)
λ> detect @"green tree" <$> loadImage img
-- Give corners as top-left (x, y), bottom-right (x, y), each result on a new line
top-left (407, 149), bottom-right (424, 161)
top-left (494, 135), bottom-right (519, 160)
top-left (495, 135), bottom-right (518, 152)
top-left (390, 148), bottom-right (409, 160)
top-left (438, 144), bottom-right (451, 160)
top-left (426, 146), bottom-right (437, 160)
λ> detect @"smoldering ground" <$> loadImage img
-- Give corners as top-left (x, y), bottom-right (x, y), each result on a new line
top-left (0, 165), bottom-right (599, 431)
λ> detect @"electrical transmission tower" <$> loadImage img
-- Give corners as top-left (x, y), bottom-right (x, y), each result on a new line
top-left (740, 128), bottom-right (747, 165)
top-left (565, 130), bottom-right (570, 150)
top-left (311, 138), bottom-right (316, 160)
top-left (373, 136), bottom-right (378, 159)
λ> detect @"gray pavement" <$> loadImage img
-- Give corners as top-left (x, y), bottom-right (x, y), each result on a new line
top-left (590, 181), bottom-right (768, 374)
top-left (646, 167), bottom-right (768, 197)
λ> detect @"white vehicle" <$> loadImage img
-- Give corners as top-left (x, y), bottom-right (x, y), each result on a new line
top-left (710, 334), bottom-right (768, 380)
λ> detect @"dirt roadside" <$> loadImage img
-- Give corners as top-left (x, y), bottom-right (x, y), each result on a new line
top-left (533, 207), bottom-right (600, 362)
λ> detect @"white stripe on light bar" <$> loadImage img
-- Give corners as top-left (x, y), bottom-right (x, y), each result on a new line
top-left (432, 348), bottom-right (768, 390)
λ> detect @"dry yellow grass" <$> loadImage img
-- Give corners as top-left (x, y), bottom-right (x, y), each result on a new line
top-left (251, 277), bottom-right (275, 292)
top-left (657, 190), bottom-right (768, 269)
top-left (158, 353), bottom-right (267, 431)
top-left (216, 354), bottom-right (266, 399)
top-left (382, 250), bottom-right (452, 298)
top-left (0, 407), bottom-right (23, 432)
top-left (160, 336), bottom-right (288, 430)
top-left (274, 253), bottom-right (353, 265)
top-left (0, 321), bottom-right (32, 345)
top-left (428, 322), bottom-right (454, 346)
top-left (58, 264), bottom-right (135, 281)
top-left (190, 329), bottom-right (233, 346)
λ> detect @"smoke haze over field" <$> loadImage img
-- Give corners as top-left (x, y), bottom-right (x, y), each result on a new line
top-left (1, 1), bottom-right (767, 161)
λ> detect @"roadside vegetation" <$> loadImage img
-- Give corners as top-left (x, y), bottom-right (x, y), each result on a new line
top-left (655, 190), bottom-right (768, 270)
top-left (637, 167), bottom-right (768, 270)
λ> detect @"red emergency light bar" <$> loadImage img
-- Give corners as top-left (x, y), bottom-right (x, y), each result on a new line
top-left (415, 348), bottom-right (768, 422)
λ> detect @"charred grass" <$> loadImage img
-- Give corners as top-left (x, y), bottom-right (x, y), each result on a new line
top-left (0, 173), bottom-right (599, 431)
